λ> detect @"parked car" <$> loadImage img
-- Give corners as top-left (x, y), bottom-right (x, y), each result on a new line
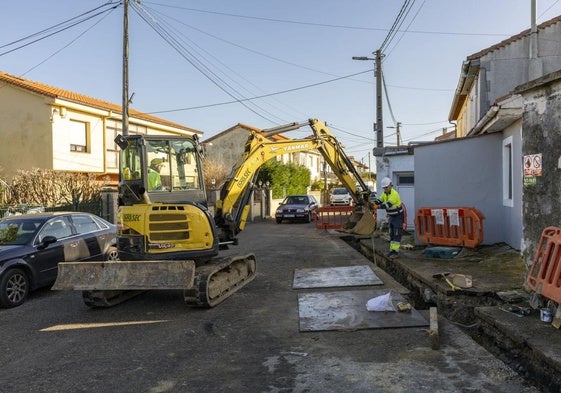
top-left (330, 187), bottom-right (352, 206)
top-left (275, 195), bottom-right (319, 223)
top-left (0, 212), bottom-right (118, 308)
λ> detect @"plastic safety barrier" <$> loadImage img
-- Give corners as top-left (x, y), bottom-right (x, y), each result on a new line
top-left (314, 205), bottom-right (355, 230)
top-left (527, 227), bottom-right (561, 304)
top-left (414, 207), bottom-right (485, 248)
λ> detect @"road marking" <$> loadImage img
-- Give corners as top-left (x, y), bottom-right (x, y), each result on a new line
top-left (40, 320), bottom-right (170, 331)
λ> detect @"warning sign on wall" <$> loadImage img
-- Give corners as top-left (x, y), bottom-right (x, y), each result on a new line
top-left (524, 153), bottom-right (542, 177)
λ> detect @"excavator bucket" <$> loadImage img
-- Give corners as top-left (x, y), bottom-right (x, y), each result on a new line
top-left (340, 208), bottom-right (377, 236)
top-left (52, 260), bottom-right (196, 291)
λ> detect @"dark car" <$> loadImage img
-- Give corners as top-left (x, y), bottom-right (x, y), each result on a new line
top-left (0, 212), bottom-right (117, 308)
top-left (275, 195), bottom-right (319, 223)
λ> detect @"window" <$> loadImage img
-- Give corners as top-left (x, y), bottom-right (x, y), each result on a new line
top-left (396, 173), bottom-right (414, 186)
top-left (502, 136), bottom-right (514, 207)
top-left (69, 120), bottom-right (89, 153)
top-left (38, 217), bottom-right (72, 241)
top-left (72, 215), bottom-right (100, 234)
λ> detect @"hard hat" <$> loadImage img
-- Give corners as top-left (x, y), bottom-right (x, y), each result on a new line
top-left (381, 177), bottom-right (392, 188)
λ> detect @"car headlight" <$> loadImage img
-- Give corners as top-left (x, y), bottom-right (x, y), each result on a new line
top-left (296, 208), bottom-right (305, 213)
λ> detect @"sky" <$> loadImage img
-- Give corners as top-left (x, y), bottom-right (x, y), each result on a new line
top-left (2, 0), bottom-right (561, 171)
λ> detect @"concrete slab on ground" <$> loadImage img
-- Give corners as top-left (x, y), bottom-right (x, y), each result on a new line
top-left (297, 289), bottom-right (428, 332)
top-left (292, 265), bottom-right (383, 289)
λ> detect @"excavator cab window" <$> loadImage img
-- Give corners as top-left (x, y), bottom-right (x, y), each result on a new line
top-left (117, 134), bottom-right (207, 206)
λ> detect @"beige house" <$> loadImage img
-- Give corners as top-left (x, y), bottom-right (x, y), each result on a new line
top-left (0, 71), bottom-right (202, 185)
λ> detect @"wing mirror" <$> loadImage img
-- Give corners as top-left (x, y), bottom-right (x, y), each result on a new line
top-left (38, 235), bottom-right (57, 249)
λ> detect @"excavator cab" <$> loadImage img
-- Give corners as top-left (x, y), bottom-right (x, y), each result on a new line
top-left (116, 134), bottom-right (207, 207)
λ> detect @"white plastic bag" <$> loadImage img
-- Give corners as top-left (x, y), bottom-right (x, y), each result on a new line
top-left (366, 291), bottom-right (396, 312)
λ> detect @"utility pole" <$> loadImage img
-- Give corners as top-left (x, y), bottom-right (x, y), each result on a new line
top-left (368, 152), bottom-right (371, 182)
top-left (396, 122), bottom-right (401, 146)
top-left (122, 0), bottom-right (129, 136)
top-left (375, 49), bottom-right (383, 148)
top-left (353, 50), bottom-right (384, 148)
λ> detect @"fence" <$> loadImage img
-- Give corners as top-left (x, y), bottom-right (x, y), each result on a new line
top-left (314, 205), bottom-right (355, 230)
top-left (527, 226), bottom-right (561, 304)
top-left (415, 207), bottom-right (485, 248)
top-left (0, 200), bottom-right (103, 219)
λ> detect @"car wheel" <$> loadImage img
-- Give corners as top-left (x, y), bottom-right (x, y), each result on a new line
top-left (0, 268), bottom-right (29, 308)
top-left (105, 246), bottom-right (120, 261)
top-left (276, 218), bottom-right (282, 224)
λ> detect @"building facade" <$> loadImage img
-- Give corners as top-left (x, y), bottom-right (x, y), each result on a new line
top-left (0, 71), bottom-right (202, 185)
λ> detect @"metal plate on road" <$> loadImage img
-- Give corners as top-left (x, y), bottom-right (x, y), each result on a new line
top-left (293, 265), bottom-right (383, 289)
top-left (298, 289), bottom-right (429, 332)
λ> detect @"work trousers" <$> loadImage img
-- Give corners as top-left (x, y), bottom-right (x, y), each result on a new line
top-left (388, 211), bottom-right (404, 252)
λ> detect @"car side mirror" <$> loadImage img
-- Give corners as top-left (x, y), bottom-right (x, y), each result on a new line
top-left (38, 235), bottom-right (57, 249)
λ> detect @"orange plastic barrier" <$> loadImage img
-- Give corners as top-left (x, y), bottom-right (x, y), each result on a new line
top-left (314, 205), bottom-right (355, 230)
top-left (415, 207), bottom-right (485, 248)
top-left (527, 227), bottom-right (561, 304)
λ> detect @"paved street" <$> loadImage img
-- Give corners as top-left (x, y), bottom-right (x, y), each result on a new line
top-left (0, 220), bottom-right (540, 393)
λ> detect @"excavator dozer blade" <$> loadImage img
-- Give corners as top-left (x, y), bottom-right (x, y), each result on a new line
top-left (340, 209), bottom-right (377, 236)
top-left (52, 260), bottom-right (196, 291)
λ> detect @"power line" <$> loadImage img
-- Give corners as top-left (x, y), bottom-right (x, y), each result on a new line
top-left (147, 70), bottom-right (372, 114)
top-left (143, 2), bottom-right (516, 38)
top-left (0, 2), bottom-right (120, 57)
top-left (131, 1), bottom-right (283, 124)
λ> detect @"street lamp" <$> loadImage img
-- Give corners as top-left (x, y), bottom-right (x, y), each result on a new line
top-left (352, 50), bottom-right (383, 148)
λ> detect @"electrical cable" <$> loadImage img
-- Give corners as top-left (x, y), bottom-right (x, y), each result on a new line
top-left (130, 1), bottom-right (283, 124)
top-left (0, 2), bottom-right (120, 57)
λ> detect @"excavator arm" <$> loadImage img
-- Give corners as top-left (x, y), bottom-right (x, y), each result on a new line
top-left (214, 118), bottom-right (375, 242)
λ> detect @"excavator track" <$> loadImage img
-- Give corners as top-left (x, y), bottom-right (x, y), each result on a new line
top-left (184, 253), bottom-right (257, 307)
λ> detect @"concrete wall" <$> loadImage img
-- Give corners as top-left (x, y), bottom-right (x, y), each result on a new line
top-left (414, 133), bottom-right (504, 245)
top-left (519, 73), bottom-right (561, 265)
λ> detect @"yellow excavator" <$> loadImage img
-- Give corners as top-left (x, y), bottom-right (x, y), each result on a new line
top-left (52, 118), bottom-right (376, 308)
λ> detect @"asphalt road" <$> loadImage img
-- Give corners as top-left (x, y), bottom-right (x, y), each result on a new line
top-left (0, 219), bottom-right (540, 393)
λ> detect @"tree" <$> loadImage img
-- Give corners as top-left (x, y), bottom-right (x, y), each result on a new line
top-left (257, 160), bottom-right (311, 198)
top-left (202, 157), bottom-right (230, 190)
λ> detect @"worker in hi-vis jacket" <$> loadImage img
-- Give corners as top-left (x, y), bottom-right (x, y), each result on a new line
top-left (374, 177), bottom-right (405, 258)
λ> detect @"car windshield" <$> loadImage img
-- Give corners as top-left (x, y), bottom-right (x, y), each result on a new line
top-left (284, 196), bottom-right (309, 205)
top-left (333, 188), bottom-right (348, 195)
top-left (0, 219), bottom-right (43, 245)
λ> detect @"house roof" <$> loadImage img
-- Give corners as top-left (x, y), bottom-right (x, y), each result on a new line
top-left (449, 15), bottom-right (561, 122)
top-left (203, 122), bottom-right (290, 143)
top-left (0, 71), bottom-right (202, 134)
top-left (467, 15), bottom-right (561, 60)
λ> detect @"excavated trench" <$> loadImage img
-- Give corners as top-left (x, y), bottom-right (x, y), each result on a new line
top-left (340, 233), bottom-right (560, 393)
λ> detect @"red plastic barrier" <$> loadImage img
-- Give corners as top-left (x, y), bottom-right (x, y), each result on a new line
top-left (415, 207), bottom-right (485, 248)
top-left (314, 205), bottom-right (355, 230)
top-left (527, 227), bottom-right (561, 304)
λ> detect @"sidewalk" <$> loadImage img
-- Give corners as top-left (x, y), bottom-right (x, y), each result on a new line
top-left (348, 230), bottom-right (561, 392)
